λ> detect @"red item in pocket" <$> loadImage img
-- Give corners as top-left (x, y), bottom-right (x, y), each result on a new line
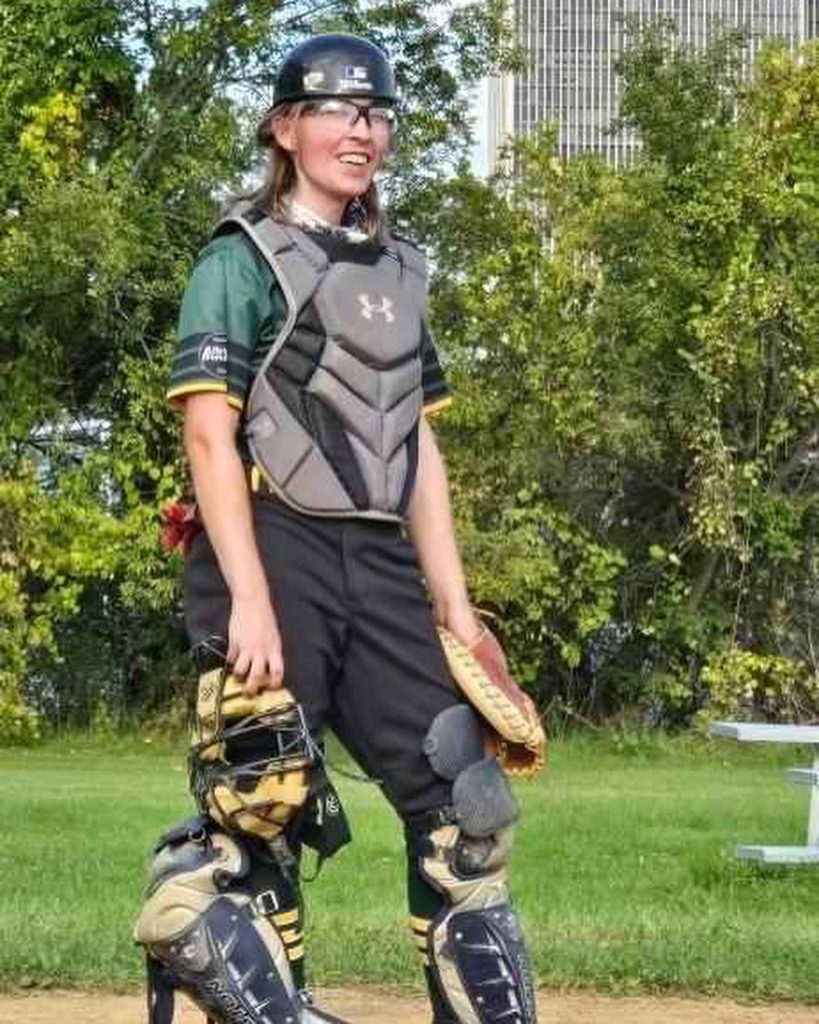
top-left (160, 501), bottom-right (203, 554)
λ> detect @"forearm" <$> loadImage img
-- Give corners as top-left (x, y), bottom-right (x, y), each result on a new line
top-left (407, 417), bottom-right (472, 626)
top-left (186, 429), bottom-right (268, 604)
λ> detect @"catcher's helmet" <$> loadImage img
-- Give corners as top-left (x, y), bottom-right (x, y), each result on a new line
top-left (272, 33), bottom-right (396, 108)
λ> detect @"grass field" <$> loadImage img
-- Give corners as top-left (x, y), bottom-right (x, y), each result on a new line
top-left (2, 733), bottom-right (819, 998)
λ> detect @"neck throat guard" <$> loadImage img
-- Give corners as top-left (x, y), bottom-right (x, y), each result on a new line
top-left (214, 203), bottom-right (428, 521)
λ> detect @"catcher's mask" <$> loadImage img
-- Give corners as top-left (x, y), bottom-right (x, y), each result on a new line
top-left (189, 658), bottom-right (314, 843)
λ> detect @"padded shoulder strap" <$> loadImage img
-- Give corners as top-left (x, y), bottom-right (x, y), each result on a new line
top-left (214, 203), bottom-right (329, 391)
top-left (214, 201), bottom-right (329, 305)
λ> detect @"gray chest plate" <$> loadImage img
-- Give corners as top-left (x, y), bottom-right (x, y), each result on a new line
top-left (226, 210), bottom-right (428, 520)
top-left (307, 260), bottom-right (423, 460)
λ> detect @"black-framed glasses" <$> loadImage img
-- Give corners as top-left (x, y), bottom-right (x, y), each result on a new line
top-left (301, 98), bottom-right (397, 133)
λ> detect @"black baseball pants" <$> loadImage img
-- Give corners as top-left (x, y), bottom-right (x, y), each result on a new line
top-left (184, 493), bottom-right (461, 821)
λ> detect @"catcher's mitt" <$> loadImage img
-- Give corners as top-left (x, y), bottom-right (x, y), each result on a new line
top-left (438, 625), bottom-right (547, 779)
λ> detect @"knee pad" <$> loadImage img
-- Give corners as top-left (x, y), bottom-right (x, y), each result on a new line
top-left (134, 816), bottom-right (302, 1024)
top-left (189, 668), bottom-right (313, 843)
top-left (423, 703), bottom-right (519, 844)
top-left (417, 706), bottom-right (537, 1024)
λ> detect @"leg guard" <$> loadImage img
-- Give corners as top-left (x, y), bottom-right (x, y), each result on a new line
top-left (416, 706), bottom-right (538, 1024)
top-left (134, 817), bottom-right (349, 1024)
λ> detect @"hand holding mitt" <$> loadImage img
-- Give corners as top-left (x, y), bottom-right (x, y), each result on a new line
top-left (437, 625), bottom-right (547, 779)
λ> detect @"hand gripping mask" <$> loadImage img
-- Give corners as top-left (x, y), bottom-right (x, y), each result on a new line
top-left (189, 668), bottom-right (314, 843)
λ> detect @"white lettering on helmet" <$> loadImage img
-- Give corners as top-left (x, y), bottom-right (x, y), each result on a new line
top-left (339, 66), bottom-right (374, 91)
top-left (339, 79), bottom-right (374, 92)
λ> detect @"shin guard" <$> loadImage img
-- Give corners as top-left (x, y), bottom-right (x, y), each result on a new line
top-left (134, 818), bottom-right (350, 1024)
top-left (416, 706), bottom-right (537, 1023)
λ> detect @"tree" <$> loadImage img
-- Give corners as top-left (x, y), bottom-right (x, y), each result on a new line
top-left (415, 30), bottom-right (819, 725)
top-left (0, 0), bottom-right (512, 740)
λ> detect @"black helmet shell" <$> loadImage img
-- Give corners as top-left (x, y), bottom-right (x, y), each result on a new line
top-left (273, 33), bottom-right (396, 108)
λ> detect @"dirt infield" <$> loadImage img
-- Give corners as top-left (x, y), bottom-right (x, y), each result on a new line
top-left (1, 987), bottom-right (817, 1024)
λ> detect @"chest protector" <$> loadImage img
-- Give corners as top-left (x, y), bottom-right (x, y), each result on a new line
top-left (214, 203), bottom-right (428, 521)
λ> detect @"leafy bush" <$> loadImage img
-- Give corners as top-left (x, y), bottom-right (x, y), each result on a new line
top-left (423, 32), bottom-right (819, 724)
top-left (1, 0), bottom-right (510, 741)
top-left (459, 499), bottom-right (625, 712)
top-left (697, 648), bottom-right (818, 725)
top-left (0, 692), bottom-right (40, 746)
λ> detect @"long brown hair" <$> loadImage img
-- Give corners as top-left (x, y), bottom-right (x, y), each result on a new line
top-left (247, 102), bottom-right (389, 241)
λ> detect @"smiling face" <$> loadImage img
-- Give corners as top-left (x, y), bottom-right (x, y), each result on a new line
top-left (270, 99), bottom-right (393, 224)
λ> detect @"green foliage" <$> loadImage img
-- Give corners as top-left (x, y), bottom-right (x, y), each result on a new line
top-left (614, 19), bottom-right (746, 172)
top-left (5, 5), bottom-right (819, 733)
top-left (0, 0), bottom-right (512, 740)
top-left (0, 465), bottom-right (135, 740)
top-left (0, 685), bottom-right (39, 747)
top-left (418, 30), bottom-right (819, 725)
top-left (459, 498), bottom-right (625, 697)
top-left (698, 648), bottom-right (818, 726)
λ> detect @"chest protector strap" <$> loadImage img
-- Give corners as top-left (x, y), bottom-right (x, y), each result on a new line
top-left (214, 203), bottom-right (428, 521)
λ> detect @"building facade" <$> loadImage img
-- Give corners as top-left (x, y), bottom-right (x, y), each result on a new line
top-left (489, 0), bottom-right (818, 167)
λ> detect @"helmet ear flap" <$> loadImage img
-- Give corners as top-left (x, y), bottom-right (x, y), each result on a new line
top-left (190, 670), bottom-right (314, 843)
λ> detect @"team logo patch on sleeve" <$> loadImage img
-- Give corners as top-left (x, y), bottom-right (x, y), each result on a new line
top-left (197, 334), bottom-right (229, 379)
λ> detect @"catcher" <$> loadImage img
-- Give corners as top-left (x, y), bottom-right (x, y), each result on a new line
top-left (134, 32), bottom-right (545, 1024)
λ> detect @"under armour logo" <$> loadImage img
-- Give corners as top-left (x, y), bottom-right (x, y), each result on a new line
top-left (358, 293), bottom-right (395, 323)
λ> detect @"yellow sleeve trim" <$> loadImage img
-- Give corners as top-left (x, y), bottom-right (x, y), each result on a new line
top-left (286, 944), bottom-right (305, 962)
top-left (166, 381), bottom-right (246, 413)
top-left (167, 381), bottom-right (228, 401)
top-left (409, 915), bottom-right (431, 933)
top-left (280, 928), bottom-right (303, 945)
top-left (423, 395), bottom-right (453, 417)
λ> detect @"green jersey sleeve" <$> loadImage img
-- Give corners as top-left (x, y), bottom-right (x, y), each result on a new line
top-left (166, 233), bottom-right (285, 411)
